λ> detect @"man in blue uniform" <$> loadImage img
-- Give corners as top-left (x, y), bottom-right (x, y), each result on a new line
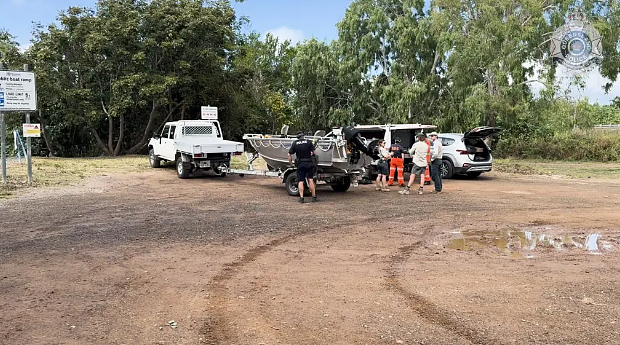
top-left (288, 131), bottom-right (318, 203)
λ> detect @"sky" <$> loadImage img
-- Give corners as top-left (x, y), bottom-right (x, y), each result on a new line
top-left (0, 0), bottom-right (618, 105)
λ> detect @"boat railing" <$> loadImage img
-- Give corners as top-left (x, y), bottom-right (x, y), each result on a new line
top-left (243, 133), bottom-right (354, 162)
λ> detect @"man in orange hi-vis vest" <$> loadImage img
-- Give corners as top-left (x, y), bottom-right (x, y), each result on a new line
top-left (387, 137), bottom-right (405, 186)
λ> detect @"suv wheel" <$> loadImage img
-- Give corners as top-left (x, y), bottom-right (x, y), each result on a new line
top-left (441, 159), bottom-right (454, 179)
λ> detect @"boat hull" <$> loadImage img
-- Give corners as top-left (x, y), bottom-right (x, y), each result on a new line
top-left (243, 135), bottom-right (364, 174)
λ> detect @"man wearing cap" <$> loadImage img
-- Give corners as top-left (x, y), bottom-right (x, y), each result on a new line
top-left (428, 132), bottom-right (443, 193)
top-left (387, 137), bottom-right (405, 187)
top-left (399, 133), bottom-right (429, 195)
top-left (288, 131), bottom-right (318, 203)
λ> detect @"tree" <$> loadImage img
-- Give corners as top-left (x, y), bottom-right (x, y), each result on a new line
top-left (26, 0), bottom-right (244, 156)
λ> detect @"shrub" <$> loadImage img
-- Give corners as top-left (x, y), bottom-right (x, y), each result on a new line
top-left (495, 129), bottom-right (620, 161)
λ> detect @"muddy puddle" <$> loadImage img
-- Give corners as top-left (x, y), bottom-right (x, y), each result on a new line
top-left (445, 228), bottom-right (614, 258)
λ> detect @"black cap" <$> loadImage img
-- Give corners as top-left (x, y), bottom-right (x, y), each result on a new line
top-left (394, 137), bottom-right (401, 143)
top-left (296, 131), bottom-right (305, 138)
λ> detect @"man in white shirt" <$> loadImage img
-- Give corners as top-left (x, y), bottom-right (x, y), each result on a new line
top-left (428, 132), bottom-right (443, 193)
top-left (399, 133), bottom-right (429, 195)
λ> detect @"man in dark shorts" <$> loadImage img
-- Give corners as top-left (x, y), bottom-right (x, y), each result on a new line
top-left (288, 131), bottom-right (318, 203)
top-left (375, 140), bottom-right (391, 192)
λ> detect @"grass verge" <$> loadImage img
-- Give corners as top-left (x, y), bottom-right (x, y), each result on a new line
top-left (0, 155), bottom-right (266, 199)
top-left (1, 155), bottom-right (149, 198)
top-left (494, 159), bottom-right (620, 180)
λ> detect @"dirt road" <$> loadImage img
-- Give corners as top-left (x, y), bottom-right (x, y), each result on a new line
top-left (1, 167), bottom-right (620, 344)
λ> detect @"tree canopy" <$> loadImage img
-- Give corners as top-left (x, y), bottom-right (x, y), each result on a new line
top-left (1, 0), bottom-right (619, 157)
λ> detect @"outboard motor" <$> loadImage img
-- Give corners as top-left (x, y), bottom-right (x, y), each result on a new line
top-left (342, 126), bottom-right (380, 163)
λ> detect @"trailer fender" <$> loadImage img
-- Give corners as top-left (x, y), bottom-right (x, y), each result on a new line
top-left (281, 168), bottom-right (296, 183)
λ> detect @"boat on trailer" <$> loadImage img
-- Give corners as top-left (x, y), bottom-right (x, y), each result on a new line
top-left (228, 126), bottom-right (378, 196)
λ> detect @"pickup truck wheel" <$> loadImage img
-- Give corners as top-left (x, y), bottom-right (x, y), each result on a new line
top-left (176, 157), bottom-right (190, 179)
top-left (285, 173), bottom-right (300, 196)
top-left (149, 149), bottom-right (161, 168)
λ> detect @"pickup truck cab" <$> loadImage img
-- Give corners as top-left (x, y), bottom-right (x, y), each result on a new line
top-left (148, 120), bottom-right (244, 179)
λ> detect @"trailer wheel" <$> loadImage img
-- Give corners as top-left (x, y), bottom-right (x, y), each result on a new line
top-left (285, 172), bottom-right (300, 196)
top-left (177, 157), bottom-right (190, 179)
top-left (331, 176), bottom-right (351, 192)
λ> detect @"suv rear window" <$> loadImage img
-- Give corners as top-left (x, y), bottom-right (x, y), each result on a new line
top-left (440, 137), bottom-right (455, 146)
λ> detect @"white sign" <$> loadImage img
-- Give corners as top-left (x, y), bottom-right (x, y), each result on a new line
top-left (201, 106), bottom-right (218, 120)
top-left (23, 123), bottom-right (41, 137)
top-left (0, 71), bottom-right (37, 111)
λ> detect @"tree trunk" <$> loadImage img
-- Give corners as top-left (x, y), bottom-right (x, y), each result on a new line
top-left (86, 118), bottom-right (113, 156)
top-left (108, 115), bottom-right (114, 153)
top-left (36, 108), bottom-right (55, 157)
top-left (128, 100), bottom-right (158, 154)
top-left (113, 113), bottom-right (125, 156)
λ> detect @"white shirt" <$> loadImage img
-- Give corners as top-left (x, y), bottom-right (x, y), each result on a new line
top-left (431, 139), bottom-right (443, 160)
top-left (374, 147), bottom-right (390, 164)
top-left (409, 141), bottom-right (429, 167)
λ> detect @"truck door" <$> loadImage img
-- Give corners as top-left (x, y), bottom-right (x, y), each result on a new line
top-left (162, 125), bottom-right (177, 160)
top-left (158, 125), bottom-right (172, 160)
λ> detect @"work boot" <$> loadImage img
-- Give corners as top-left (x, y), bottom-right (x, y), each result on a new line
top-left (312, 196), bottom-right (318, 202)
top-left (299, 197), bottom-right (304, 203)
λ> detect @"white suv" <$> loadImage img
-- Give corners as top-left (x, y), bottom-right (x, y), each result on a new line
top-left (438, 127), bottom-right (502, 178)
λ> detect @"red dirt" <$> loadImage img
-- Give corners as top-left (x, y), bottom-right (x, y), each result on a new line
top-left (1, 169), bottom-right (619, 344)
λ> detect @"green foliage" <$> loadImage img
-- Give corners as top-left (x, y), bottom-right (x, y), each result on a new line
top-left (1, 0), bottom-right (620, 161)
top-left (496, 129), bottom-right (620, 161)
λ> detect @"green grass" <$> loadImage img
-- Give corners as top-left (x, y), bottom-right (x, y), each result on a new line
top-left (0, 155), bottom-right (268, 198)
top-left (1, 155), bottom-right (150, 198)
top-left (494, 158), bottom-right (620, 180)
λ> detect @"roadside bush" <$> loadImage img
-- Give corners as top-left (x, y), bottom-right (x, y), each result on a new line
top-left (496, 129), bottom-right (620, 161)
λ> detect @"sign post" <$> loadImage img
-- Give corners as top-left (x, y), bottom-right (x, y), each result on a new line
top-left (25, 115), bottom-right (33, 184)
top-left (23, 65), bottom-right (34, 184)
top-left (0, 112), bottom-right (5, 184)
top-left (0, 67), bottom-right (38, 184)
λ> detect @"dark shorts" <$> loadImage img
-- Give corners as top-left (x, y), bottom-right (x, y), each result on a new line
top-left (297, 162), bottom-right (314, 181)
top-left (377, 161), bottom-right (389, 175)
top-left (411, 164), bottom-right (426, 175)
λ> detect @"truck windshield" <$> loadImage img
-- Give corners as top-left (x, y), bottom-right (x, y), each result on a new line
top-left (182, 124), bottom-right (221, 137)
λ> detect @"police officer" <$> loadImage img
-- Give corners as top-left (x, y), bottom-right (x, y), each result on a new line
top-left (288, 131), bottom-right (318, 203)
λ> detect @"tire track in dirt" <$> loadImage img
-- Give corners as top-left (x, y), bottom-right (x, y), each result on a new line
top-left (384, 229), bottom-right (502, 345)
top-left (201, 230), bottom-right (310, 343)
top-left (200, 216), bottom-right (390, 344)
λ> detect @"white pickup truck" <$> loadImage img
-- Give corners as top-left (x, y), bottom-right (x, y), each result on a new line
top-left (148, 120), bottom-right (244, 179)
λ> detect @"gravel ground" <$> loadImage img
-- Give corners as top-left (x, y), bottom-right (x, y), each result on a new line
top-left (1, 167), bottom-right (619, 344)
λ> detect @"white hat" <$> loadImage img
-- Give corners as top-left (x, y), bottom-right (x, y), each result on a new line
top-left (428, 132), bottom-right (439, 136)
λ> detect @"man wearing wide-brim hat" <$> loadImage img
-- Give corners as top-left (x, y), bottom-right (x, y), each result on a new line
top-left (428, 131), bottom-right (443, 193)
top-left (399, 132), bottom-right (429, 195)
